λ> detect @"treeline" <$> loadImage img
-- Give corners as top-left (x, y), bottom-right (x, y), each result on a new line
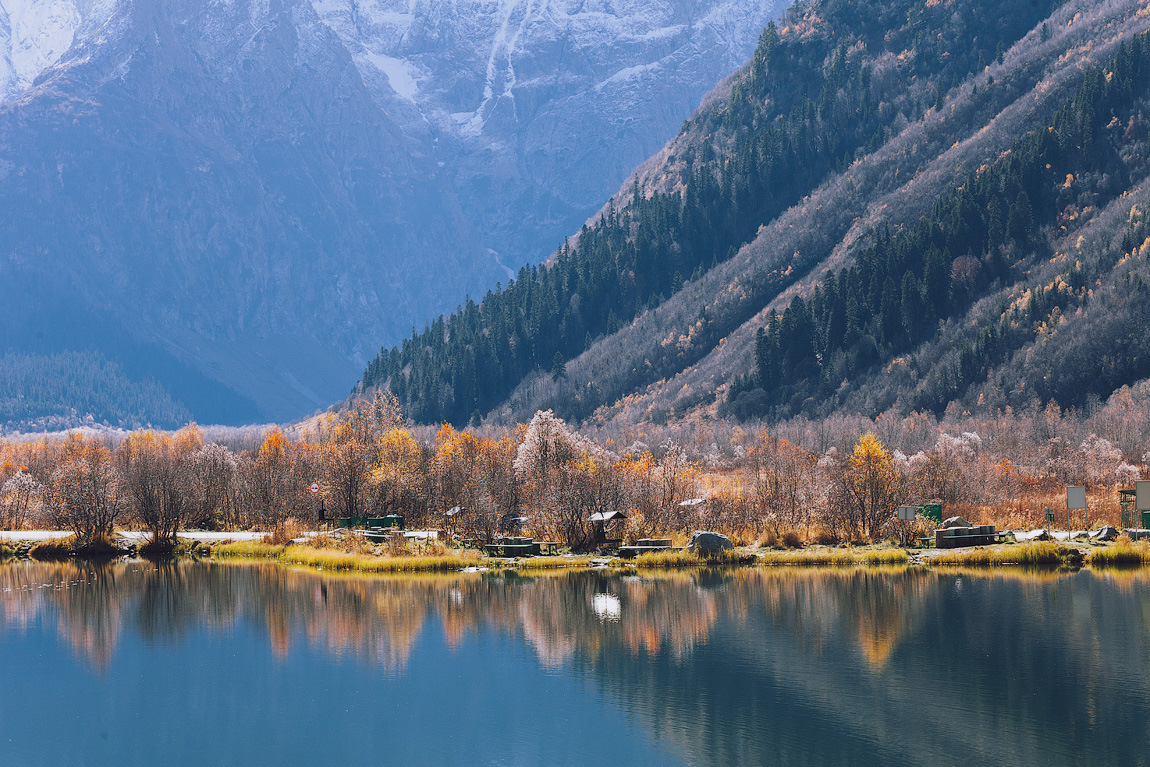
top-left (0, 350), bottom-right (191, 432)
top-left (2, 389), bottom-right (1148, 549)
top-left (361, 0), bottom-right (1057, 425)
top-left (729, 33), bottom-right (1150, 419)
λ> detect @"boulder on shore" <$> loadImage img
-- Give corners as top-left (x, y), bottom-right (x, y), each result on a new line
top-left (942, 516), bottom-right (972, 529)
top-left (686, 531), bottom-right (734, 556)
top-left (1090, 526), bottom-right (1119, 541)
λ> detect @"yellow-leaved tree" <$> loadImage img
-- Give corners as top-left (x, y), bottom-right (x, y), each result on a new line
top-left (837, 433), bottom-right (904, 542)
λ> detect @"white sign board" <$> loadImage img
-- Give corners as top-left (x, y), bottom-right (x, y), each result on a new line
top-left (897, 505), bottom-right (916, 521)
top-left (309, 482), bottom-right (320, 494)
top-left (1066, 486), bottom-right (1087, 510)
top-left (1137, 481), bottom-right (1150, 512)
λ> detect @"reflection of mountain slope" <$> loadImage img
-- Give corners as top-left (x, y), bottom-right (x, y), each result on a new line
top-left (585, 570), bottom-right (1150, 767)
top-left (3, 564), bottom-right (1150, 765)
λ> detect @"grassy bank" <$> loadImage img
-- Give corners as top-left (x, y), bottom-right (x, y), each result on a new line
top-left (757, 548), bottom-right (910, 567)
top-left (926, 541), bottom-right (1078, 567)
top-left (631, 549), bottom-right (755, 568)
top-left (1086, 540), bottom-right (1150, 567)
top-left (212, 540), bottom-right (483, 573)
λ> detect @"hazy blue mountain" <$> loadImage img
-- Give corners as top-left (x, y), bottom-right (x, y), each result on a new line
top-left (0, 0), bottom-right (780, 427)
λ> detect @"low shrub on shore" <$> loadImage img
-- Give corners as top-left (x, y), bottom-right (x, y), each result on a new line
top-left (29, 538), bottom-right (76, 561)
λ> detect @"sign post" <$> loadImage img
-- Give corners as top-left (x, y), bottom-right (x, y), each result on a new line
top-left (1066, 486), bottom-right (1087, 538)
top-left (309, 482), bottom-right (320, 525)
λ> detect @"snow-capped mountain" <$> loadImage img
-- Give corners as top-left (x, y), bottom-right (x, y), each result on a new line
top-left (0, 0), bottom-right (779, 424)
top-left (313, 0), bottom-right (781, 265)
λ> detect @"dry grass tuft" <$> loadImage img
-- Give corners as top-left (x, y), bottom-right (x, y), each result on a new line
top-left (928, 541), bottom-right (1068, 567)
top-left (263, 519), bottom-right (308, 546)
top-left (757, 547), bottom-right (910, 566)
top-left (1087, 539), bottom-right (1150, 567)
top-left (213, 540), bottom-right (286, 559)
top-left (281, 547), bottom-right (482, 573)
top-left (862, 549), bottom-right (912, 565)
top-left (211, 539), bottom-right (483, 573)
top-left (781, 530), bottom-right (805, 549)
top-left (632, 549), bottom-right (749, 568)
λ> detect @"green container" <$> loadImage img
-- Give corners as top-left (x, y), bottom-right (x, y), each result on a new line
top-left (367, 517), bottom-right (386, 529)
top-left (917, 504), bottom-right (943, 524)
top-left (383, 514), bottom-right (405, 530)
top-left (1142, 511), bottom-right (1150, 529)
top-left (337, 517), bottom-right (351, 529)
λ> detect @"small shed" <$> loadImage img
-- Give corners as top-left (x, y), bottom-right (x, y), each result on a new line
top-left (1118, 489), bottom-right (1144, 529)
top-left (589, 510), bottom-right (626, 548)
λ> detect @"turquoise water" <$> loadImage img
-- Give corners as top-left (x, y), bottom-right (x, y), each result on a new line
top-left (1, 562), bottom-right (1148, 766)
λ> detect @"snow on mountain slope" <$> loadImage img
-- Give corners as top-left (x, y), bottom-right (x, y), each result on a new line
top-left (311, 0), bottom-right (782, 269)
top-left (0, 0), bottom-right (79, 98)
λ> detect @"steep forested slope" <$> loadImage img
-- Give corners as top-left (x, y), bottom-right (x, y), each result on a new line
top-left (727, 35), bottom-right (1150, 419)
top-left (479, 0), bottom-right (1150, 430)
top-left (363, 0), bottom-right (1063, 425)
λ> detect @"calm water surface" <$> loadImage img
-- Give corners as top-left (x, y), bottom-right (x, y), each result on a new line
top-left (1, 562), bottom-right (1148, 766)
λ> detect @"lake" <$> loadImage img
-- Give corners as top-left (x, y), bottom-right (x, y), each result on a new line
top-left (1, 561), bottom-right (1148, 766)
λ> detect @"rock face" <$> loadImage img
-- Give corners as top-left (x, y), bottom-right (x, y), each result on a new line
top-left (942, 516), bottom-right (973, 529)
top-left (0, 0), bottom-right (780, 424)
top-left (312, 0), bottom-right (783, 268)
top-left (686, 531), bottom-right (733, 556)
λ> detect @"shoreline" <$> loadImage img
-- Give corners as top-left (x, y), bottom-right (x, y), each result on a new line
top-left (3, 533), bottom-right (1148, 574)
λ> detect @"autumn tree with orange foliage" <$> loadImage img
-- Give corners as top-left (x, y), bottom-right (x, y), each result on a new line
top-left (750, 433), bottom-right (818, 538)
top-left (118, 425), bottom-right (203, 545)
top-left (47, 434), bottom-right (123, 544)
top-left (249, 428), bottom-right (293, 530)
top-left (372, 427), bottom-right (427, 520)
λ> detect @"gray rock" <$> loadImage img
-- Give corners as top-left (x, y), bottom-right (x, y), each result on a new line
top-left (1090, 526), bottom-right (1119, 541)
top-left (942, 516), bottom-right (973, 528)
top-left (686, 531), bottom-right (734, 556)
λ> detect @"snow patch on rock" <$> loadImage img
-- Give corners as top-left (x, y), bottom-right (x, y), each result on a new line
top-left (0, 0), bottom-right (81, 99)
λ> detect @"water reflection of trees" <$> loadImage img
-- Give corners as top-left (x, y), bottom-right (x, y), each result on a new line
top-left (2, 563), bottom-right (1150, 765)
